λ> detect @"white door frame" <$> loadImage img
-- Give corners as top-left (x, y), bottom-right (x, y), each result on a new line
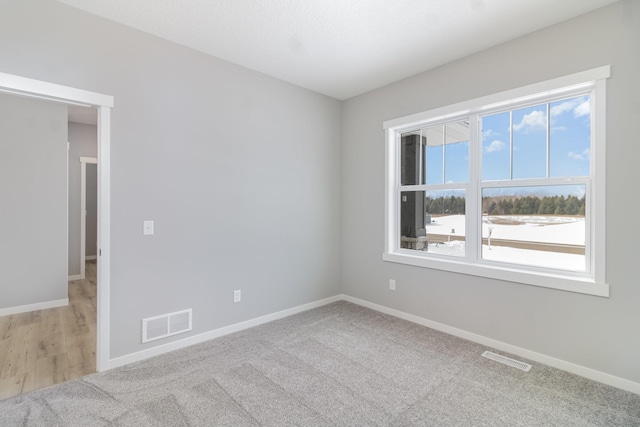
top-left (0, 71), bottom-right (113, 372)
top-left (80, 156), bottom-right (98, 279)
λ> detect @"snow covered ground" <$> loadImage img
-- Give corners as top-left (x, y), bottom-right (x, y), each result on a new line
top-left (422, 215), bottom-right (586, 271)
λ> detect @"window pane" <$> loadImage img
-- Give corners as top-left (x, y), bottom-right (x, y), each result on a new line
top-left (481, 112), bottom-right (510, 181)
top-left (481, 185), bottom-right (586, 271)
top-left (445, 120), bottom-right (469, 183)
top-left (424, 125), bottom-right (443, 185)
top-left (512, 104), bottom-right (547, 179)
top-left (400, 132), bottom-right (424, 185)
top-left (425, 190), bottom-right (466, 257)
top-left (550, 95), bottom-right (591, 177)
top-left (400, 190), bottom-right (428, 251)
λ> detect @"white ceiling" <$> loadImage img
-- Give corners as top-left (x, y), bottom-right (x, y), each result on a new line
top-left (57, 0), bottom-right (618, 100)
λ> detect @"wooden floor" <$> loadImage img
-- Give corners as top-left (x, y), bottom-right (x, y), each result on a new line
top-left (0, 261), bottom-right (96, 400)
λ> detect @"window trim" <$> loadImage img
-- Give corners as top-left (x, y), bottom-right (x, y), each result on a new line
top-left (383, 66), bottom-right (610, 297)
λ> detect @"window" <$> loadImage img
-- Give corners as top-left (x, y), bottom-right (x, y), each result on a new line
top-left (383, 67), bottom-right (609, 296)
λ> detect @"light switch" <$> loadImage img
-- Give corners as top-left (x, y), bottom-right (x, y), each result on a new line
top-left (143, 220), bottom-right (154, 236)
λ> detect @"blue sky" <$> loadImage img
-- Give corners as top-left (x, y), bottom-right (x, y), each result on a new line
top-left (405, 95), bottom-right (591, 200)
top-left (482, 95), bottom-right (591, 182)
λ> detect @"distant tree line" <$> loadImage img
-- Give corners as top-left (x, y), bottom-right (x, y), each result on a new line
top-left (426, 195), bottom-right (586, 216)
top-left (483, 195), bottom-right (585, 216)
top-left (426, 196), bottom-right (466, 215)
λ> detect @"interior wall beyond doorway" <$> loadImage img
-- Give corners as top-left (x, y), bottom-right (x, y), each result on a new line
top-left (85, 163), bottom-right (97, 259)
top-left (68, 122), bottom-right (97, 278)
top-left (0, 93), bottom-right (69, 311)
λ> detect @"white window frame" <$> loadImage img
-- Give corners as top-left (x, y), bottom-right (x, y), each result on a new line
top-left (383, 66), bottom-right (610, 297)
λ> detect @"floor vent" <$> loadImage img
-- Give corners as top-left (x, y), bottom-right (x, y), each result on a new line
top-left (142, 309), bottom-right (192, 343)
top-left (481, 351), bottom-right (532, 372)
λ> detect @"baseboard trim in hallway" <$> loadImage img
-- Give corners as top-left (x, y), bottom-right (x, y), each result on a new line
top-left (0, 298), bottom-right (69, 317)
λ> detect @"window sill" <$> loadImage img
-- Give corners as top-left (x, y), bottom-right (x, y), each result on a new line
top-left (382, 251), bottom-right (609, 297)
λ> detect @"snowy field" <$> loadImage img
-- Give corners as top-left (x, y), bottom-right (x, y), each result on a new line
top-left (422, 215), bottom-right (586, 271)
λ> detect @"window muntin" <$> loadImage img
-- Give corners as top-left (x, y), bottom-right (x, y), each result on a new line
top-left (384, 67), bottom-right (608, 296)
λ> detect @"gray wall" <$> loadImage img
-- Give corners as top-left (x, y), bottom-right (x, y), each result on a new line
top-left (2, 0), bottom-right (635, 387)
top-left (86, 163), bottom-right (97, 258)
top-left (68, 122), bottom-right (97, 275)
top-left (342, 1), bottom-right (640, 384)
top-left (0, 0), bottom-right (342, 357)
top-left (0, 93), bottom-right (68, 309)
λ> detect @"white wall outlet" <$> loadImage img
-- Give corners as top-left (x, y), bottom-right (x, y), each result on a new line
top-left (389, 279), bottom-right (396, 291)
top-left (233, 289), bottom-right (241, 303)
top-left (143, 220), bottom-right (154, 235)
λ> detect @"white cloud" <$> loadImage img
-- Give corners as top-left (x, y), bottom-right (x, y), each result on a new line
top-left (482, 129), bottom-right (498, 141)
top-left (485, 139), bottom-right (506, 153)
top-left (550, 100), bottom-right (576, 117)
top-left (574, 100), bottom-right (590, 117)
top-left (513, 110), bottom-right (546, 133)
top-left (568, 148), bottom-right (590, 161)
top-left (550, 96), bottom-right (590, 119)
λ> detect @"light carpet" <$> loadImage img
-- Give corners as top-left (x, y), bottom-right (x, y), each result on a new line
top-left (1, 301), bottom-right (638, 426)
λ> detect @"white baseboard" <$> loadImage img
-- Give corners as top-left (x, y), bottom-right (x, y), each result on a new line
top-left (105, 292), bottom-right (639, 396)
top-left (342, 294), bottom-right (640, 396)
top-left (68, 274), bottom-right (84, 281)
top-left (108, 294), bottom-right (343, 369)
top-left (0, 298), bottom-right (69, 316)
top-left (85, 255), bottom-right (97, 261)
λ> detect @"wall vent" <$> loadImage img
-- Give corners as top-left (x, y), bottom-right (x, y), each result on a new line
top-left (481, 351), bottom-right (532, 372)
top-left (142, 309), bottom-right (192, 343)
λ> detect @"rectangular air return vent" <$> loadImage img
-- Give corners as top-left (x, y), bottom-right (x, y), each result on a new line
top-left (481, 351), bottom-right (532, 372)
top-left (142, 309), bottom-right (192, 343)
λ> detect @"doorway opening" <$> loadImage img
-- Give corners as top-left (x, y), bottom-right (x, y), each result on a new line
top-left (0, 72), bottom-right (113, 393)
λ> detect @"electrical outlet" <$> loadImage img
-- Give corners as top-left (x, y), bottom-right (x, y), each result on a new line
top-left (389, 279), bottom-right (396, 291)
top-left (233, 289), bottom-right (241, 303)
